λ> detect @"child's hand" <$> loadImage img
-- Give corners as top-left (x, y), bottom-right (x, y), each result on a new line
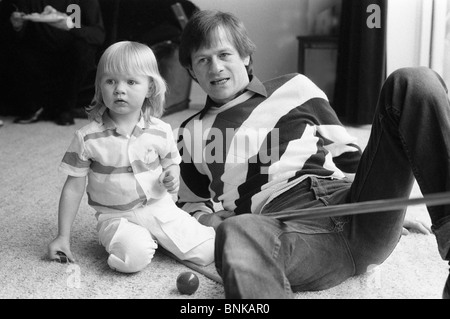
top-left (159, 166), bottom-right (180, 194)
top-left (48, 236), bottom-right (75, 263)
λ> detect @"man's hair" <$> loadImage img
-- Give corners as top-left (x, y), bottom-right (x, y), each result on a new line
top-left (179, 10), bottom-right (256, 74)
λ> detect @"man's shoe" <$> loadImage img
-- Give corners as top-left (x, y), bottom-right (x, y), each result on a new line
top-left (444, 271), bottom-right (450, 299)
top-left (54, 112), bottom-right (74, 126)
top-left (14, 107), bottom-right (44, 124)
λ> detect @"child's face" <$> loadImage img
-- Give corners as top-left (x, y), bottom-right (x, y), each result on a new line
top-left (100, 72), bottom-right (151, 120)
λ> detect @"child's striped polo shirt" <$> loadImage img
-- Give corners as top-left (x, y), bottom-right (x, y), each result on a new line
top-left (60, 110), bottom-right (181, 214)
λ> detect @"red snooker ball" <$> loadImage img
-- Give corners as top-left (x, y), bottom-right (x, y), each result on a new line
top-left (176, 272), bottom-right (199, 295)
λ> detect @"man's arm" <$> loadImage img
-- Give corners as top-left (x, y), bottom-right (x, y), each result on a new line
top-left (197, 210), bottom-right (235, 230)
top-left (177, 162), bottom-right (215, 216)
top-left (314, 101), bottom-right (362, 174)
top-left (176, 120), bottom-right (216, 219)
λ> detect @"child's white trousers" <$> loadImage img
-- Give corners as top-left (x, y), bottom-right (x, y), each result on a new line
top-left (96, 194), bottom-right (215, 273)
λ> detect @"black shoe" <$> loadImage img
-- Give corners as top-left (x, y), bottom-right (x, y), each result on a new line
top-left (444, 271), bottom-right (450, 299)
top-left (54, 112), bottom-right (75, 126)
top-left (14, 107), bottom-right (44, 124)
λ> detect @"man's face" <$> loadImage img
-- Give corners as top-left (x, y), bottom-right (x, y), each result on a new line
top-left (189, 27), bottom-right (251, 106)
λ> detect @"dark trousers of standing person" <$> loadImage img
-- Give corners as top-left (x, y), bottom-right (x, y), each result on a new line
top-left (13, 37), bottom-right (96, 125)
top-left (215, 67), bottom-right (450, 298)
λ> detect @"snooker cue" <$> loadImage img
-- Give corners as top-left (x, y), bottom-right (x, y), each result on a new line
top-left (160, 248), bottom-right (223, 284)
top-left (269, 191), bottom-right (450, 221)
top-left (161, 191), bottom-right (450, 285)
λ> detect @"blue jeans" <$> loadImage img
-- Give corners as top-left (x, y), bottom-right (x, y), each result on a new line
top-left (215, 67), bottom-right (450, 298)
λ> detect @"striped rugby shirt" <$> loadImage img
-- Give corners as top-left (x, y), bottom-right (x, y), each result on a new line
top-left (59, 108), bottom-right (181, 214)
top-left (177, 73), bottom-right (362, 215)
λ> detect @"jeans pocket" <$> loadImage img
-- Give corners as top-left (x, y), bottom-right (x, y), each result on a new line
top-left (263, 177), bottom-right (352, 234)
top-left (308, 176), bottom-right (352, 231)
top-left (309, 176), bottom-right (352, 200)
top-left (287, 216), bottom-right (338, 234)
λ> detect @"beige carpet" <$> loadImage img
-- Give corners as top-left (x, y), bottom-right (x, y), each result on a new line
top-left (0, 109), bottom-right (447, 299)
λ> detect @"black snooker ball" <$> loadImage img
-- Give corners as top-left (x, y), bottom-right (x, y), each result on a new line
top-left (176, 271), bottom-right (199, 295)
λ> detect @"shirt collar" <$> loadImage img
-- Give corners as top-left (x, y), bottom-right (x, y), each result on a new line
top-left (100, 107), bottom-right (115, 130)
top-left (96, 106), bottom-right (147, 133)
top-left (246, 75), bottom-right (267, 97)
top-left (200, 75), bottom-right (267, 118)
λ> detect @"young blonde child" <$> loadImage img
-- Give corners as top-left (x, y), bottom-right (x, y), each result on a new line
top-left (47, 41), bottom-right (215, 273)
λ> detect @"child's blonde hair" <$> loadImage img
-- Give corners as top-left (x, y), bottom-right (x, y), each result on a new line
top-left (87, 41), bottom-right (167, 122)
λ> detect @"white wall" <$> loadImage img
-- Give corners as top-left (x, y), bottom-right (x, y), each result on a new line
top-left (444, 0), bottom-right (450, 88)
top-left (387, 0), bottom-right (450, 95)
top-left (190, 0), bottom-right (309, 80)
top-left (188, 0), bottom-right (340, 106)
top-left (187, 0), bottom-right (437, 103)
top-left (386, 0), bottom-right (432, 75)
top-left (188, 0), bottom-right (435, 105)
top-left (185, 0), bottom-right (448, 105)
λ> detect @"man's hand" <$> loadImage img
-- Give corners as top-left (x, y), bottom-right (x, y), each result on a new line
top-left (198, 210), bottom-right (235, 230)
top-left (402, 218), bottom-right (432, 236)
top-left (10, 11), bottom-right (25, 31)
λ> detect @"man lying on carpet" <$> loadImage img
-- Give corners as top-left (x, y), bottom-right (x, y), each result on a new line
top-left (175, 10), bottom-right (450, 299)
